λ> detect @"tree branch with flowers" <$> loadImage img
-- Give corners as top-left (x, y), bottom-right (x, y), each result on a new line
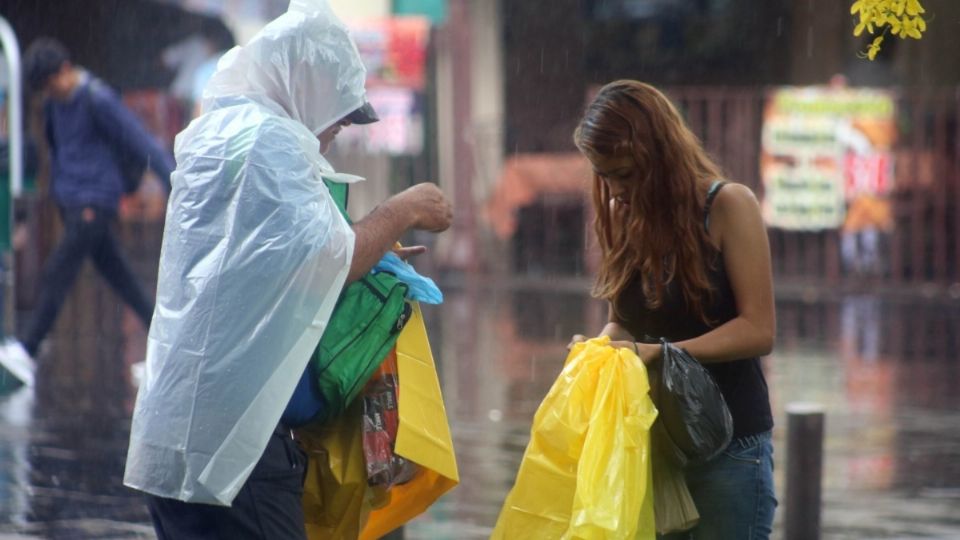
top-left (851, 0), bottom-right (928, 60)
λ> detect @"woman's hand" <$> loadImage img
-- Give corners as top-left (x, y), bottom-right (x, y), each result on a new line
top-left (568, 332), bottom-right (661, 365)
top-left (566, 334), bottom-right (587, 350)
top-left (609, 340), bottom-right (660, 365)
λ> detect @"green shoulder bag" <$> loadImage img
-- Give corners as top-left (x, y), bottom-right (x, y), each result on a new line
top-left (311, 178), bottom-right (410, 421)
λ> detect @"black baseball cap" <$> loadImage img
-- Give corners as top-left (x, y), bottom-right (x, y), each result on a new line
top-left (23, 38), bottom-right (70, 92)
top-left (345, 101), bottom-right (379, 124)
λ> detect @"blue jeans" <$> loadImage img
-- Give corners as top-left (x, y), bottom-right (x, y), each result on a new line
top-left (21, 206), bottom-right (155, 356)
top-left (660, 431), bottom-right (777, 540)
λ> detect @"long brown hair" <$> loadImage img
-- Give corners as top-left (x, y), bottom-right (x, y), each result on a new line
top-left (574, 80), bottom-right (723, 322)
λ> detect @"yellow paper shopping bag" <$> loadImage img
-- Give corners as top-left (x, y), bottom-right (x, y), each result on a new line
top-left (361, 302), bottom-right (459, 540)
top-left (301, 303), bottom-right (459, 540)
top-left (492, 337), bottom-right (658, 540)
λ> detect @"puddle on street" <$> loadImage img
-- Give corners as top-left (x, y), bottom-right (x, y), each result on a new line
top-left (409, 287), bottom-right (960, 539)
top-left (1, 284), bottom-right (959, 539)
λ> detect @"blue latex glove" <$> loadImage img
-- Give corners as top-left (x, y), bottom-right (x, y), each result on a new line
top-left (373, 251), bottom-right (443, 304)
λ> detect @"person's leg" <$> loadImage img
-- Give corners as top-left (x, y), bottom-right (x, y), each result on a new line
top-left (664, 431), bottom-right (777, 540)
top-left (21, 209), bottom-right (94, 356)
top-left (861, 227), bottom-right (880, 274)
top-left (88, 211), bottom-right (155, 327)
top-left (147, 427), bottom-right (308, 539)
top-left (841, 230), bottom-right (857, 274)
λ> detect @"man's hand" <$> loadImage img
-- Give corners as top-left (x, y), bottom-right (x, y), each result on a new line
top-left (347, 182), bottom-right (452, 283)
top-left (393, 183), bottom-right (453, 232)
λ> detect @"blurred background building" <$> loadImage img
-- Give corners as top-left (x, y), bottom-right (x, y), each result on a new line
top-left (0, 0), bottom-right (955, 392)
top-left (2, 0), bottom-right (957, 289)
top-left (1, 1), bottom-right (959, 537)
top-left (0, 0), bottom-right (958, 373)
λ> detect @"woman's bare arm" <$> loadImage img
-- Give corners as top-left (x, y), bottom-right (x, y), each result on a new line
top-left (671, 183), bottom-right (776, 363)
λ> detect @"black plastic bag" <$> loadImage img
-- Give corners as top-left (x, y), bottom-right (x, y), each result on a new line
top-left (648, 339), bottom-right (733, 468)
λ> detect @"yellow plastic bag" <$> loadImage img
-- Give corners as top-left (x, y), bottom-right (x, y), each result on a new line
top-left (301, 302), bottom-right (459, 540)
top-left (300, 402), bottom-right (369, 540)
top-left (362, 302), bottom-right (459, 539)
top-left (492, 337), bottom-right (658, 540)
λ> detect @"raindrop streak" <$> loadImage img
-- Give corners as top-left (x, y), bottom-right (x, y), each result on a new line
top-left (807, 26), bottom-right (814, 58)
top-left (776, 17), bottom-right (783, 38)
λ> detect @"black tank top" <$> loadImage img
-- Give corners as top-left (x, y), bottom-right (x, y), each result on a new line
top-left (612, 181), bottom-right (774, 438)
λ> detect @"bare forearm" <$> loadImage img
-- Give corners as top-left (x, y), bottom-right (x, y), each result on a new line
top-left (674, 315), bottom-right (774, 364)
top-left (346, 199), bottom-right (411, 283)
top-left (599, 321), bottom-right (634, 341)
top-left (343, 181), bottom-right (452, 283)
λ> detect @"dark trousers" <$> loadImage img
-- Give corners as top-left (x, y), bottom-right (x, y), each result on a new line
top-left (21, 206), bottom-right (154, 356)
top-left (147, 427), bottom-right (309, 540)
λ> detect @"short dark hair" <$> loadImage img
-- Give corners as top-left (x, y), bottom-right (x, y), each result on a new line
top-left (23, 37), bottom-right (70, 92)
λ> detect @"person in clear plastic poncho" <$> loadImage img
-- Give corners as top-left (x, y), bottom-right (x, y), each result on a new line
top-left (123, 1), bottom-right (452, 537)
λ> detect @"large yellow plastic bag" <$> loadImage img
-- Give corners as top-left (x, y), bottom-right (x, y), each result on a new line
top-left (301, 303), bottom-right (459, 540)
top-left (492, 337), bottom-right (658, 539)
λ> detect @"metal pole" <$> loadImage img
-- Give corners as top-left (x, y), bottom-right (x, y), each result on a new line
top-left (0, 16), bottom-right (22, 341)
top-left (0, 16), bottom-right (23, 198)
top-left (784, 402), bottom-right (825, 540)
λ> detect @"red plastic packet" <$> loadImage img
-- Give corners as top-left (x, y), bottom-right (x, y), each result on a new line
top-left (361, 349), bottom-right (418, 487)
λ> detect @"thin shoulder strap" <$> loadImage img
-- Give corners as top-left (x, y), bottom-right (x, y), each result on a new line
top-left (704, 180), bottom-right (727, 231)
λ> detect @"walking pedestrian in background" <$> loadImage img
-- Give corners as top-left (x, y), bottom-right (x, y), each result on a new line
top-left (18, 38), bottom-right (174, 362)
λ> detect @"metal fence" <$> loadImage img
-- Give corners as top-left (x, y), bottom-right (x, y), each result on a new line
top-left (668, 86), bottom-right (960, 288)
top-left (22, 85), bottom-right (960, 336)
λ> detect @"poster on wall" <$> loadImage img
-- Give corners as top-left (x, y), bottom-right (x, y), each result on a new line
top-left (339, 16), bottom-right (429, 155)
top-left (760, 87), bottom-right (896, 231)
top-left (351, 17), bottom-right (430, 91)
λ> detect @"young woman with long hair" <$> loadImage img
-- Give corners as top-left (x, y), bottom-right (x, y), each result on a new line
top-left (570, 80), bottom-right (777, 539)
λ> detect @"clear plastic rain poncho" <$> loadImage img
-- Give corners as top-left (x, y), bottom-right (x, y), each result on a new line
top-left (124, 0), bottom-right (368, 505)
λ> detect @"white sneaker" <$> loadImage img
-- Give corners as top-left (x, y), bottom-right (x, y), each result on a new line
top-left (0, 339), bottom-right (35, 388)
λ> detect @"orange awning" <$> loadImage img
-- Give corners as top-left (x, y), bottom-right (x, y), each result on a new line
top-left (485, 153), bottom-right (591, 238)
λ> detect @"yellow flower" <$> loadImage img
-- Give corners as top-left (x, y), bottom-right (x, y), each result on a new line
top-left (886, 14), bottom-right (902, 34)
top-left (901, 16), bottom-right (922, 39)
top-left (867, 35), bottom-right (884, 60)
top-left (854, 20), bottom-right (867, 36)
top-left (851, 0), bottom-right (927, 59)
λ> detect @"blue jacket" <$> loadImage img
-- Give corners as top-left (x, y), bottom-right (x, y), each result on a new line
top-left (44, 73), bottom-right (174, 211)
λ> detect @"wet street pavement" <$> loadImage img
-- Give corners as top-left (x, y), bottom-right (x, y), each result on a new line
top-left (1, 278), bottom-right (959, 539)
